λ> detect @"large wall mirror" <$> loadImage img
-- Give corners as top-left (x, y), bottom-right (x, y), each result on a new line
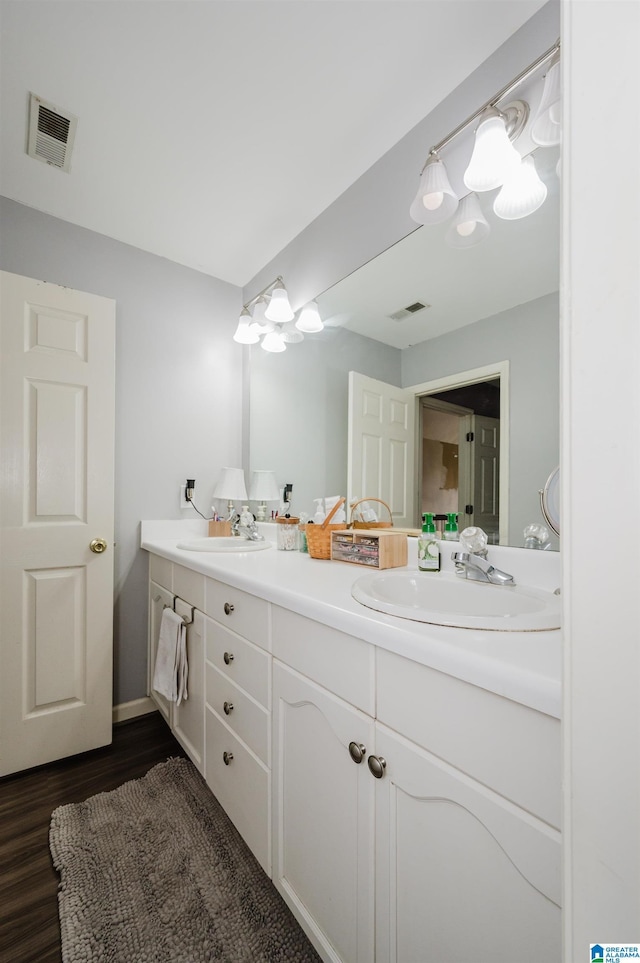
top-left (249, 83), bottom-right (560, 549)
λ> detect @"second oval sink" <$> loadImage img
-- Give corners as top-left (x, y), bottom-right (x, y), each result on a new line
top-left (352, 571), bottom-right (560, 632)
top-left (177, 537), bottom-right (272, 553)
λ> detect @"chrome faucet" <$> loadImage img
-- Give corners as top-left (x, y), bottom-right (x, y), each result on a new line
top-left (451, 550), bottom-right (515, 586)
top-left (230, 513), bottom-right (265, 541)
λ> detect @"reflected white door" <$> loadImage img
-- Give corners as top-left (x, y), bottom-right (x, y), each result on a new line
top-left (0, 271), bottom-right (115, 775)
top-left (348, 372), bottom-right (415, 527)
top-left (458, 414), bottom-right (500, 540)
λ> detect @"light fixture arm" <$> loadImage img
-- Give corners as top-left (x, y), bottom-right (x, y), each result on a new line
top-left (243, 276), bottom-right (286, 312)
top-left (419, 39), bottom-right (560, 174)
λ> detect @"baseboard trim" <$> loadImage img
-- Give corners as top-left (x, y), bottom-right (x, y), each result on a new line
top-left (113, 697), bottom-right (157, 724)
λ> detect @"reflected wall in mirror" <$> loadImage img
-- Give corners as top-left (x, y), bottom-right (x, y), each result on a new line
top-left (249, 152), bottom-right (559, 551)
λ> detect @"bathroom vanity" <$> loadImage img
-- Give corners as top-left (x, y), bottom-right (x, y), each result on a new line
top-left (142, 520), bottom-right (562, 963)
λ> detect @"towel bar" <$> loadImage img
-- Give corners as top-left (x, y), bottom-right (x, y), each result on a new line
top-left (162, 596), bottom-right (194, 624)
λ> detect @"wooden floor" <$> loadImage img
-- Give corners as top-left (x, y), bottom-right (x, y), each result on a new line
top-left (0, 711), bottom-right (186, 963)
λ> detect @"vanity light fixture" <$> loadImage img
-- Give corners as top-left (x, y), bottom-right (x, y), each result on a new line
top-left (410, 39), bottom-right (560, 247)
top-left (232, 276), bottom-right (325, 351)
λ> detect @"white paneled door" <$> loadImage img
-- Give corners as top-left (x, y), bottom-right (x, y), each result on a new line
top-left (0, 272), bottom-right (115, 775)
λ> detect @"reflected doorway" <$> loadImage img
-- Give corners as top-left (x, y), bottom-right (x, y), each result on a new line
top-left (419, 379), bottom-right (500, 543)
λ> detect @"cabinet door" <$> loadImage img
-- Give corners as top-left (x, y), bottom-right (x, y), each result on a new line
top-left (148, 581), bottom-right (174, 725)
top-left (173, 609), bottom-right (205, 774)
top-left (374, 723), bottom-right (561, 963)
top-left (272, 662), bottom-right (375, 963)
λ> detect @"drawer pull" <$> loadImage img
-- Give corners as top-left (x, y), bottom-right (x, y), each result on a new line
top-left (348, 742), bottom-right (366, 764)
top-left (223, 751), bottom-right (234, 765)
top-left (223, 651), bottom-right (234, 665)
top-left (224, 602), bottom-right (234, 615)
top-left (223, 701), bottom-right (234, 716)
top-left (367, 755), bottom-right (387, 779)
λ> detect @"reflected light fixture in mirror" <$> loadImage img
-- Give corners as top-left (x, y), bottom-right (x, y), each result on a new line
top-left (212, 466), bottom-right (248, 518)
top-left (249, 470), bottom-right (280, 521)
top-left (233, 275), bottom-right (325, 351)
top-left (410, 40), bottom-right (560, 246)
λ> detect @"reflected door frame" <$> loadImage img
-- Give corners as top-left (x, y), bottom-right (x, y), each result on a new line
top-left (408, 360), bottom-right (509, 545)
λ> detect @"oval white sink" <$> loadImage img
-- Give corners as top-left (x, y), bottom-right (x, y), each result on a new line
top-left (352, 571), bottom-right (560, 632)
top-left (177, 537), bottom-right (272, 553)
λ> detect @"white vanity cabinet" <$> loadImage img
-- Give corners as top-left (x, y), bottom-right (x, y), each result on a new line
top-left (147, 556), bottom-right (205, 774)
top-left (203, 578), bottom-right (272, 875)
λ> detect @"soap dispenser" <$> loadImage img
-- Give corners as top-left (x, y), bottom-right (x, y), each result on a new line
top-left (443, 512), bottom-right (459, 541)
top-left (418, 513), bottom-right (440, 572)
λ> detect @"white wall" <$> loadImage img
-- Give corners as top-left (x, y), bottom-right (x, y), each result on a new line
top-left (0, 197), bottom-right (243, 706)
top-left (562, 0), bottom-right (640, 951)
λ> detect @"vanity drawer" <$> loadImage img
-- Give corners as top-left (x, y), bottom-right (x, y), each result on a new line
top-left (205, 619), bottom-right (270, 708)
top-left (205, 579), bottom-right (270, 649)
top-left (272, 606), bottom-right (374, 715)
top-left (173, 563), bottom-right (205, 611)
top-left (205, 707), bottom-right (270, 875)
top-left (149, 553), bottom-right (172, 591)
top-left (376, 648), bottom-right (561, 829)
top-left (206, 662), bottom-right (269, 765)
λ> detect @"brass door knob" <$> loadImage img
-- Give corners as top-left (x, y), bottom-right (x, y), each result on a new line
top-left (90, 538), bottom-right (108, 554)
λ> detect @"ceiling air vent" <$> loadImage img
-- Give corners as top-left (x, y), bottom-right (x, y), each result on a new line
top-left (387, 301), bottom-right (430, 322)
top-left (27, 94), bottom-right (78, 172)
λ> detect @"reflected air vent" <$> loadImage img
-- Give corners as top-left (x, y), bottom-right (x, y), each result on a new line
top-left (387, 301), bottom-right (430, 322)
top-left (27, 94), bottom-right (78, 172)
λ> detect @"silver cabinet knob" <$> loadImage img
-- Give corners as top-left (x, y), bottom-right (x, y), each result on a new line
top-left (223, 651), bottom-right (234, 665)
top-left (223, 751), bottom-right (233, 765)
top-left (224, 602), bottom-right (234, 615)
top-left (367, 755), bottom-right (387, 779)
top-left (223, 701), bottom-right (234, 716)
top-left (348, 742), bottom-right (366, 764)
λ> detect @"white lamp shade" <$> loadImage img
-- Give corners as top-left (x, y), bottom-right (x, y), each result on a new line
top-left (295, 301), bottom-right (324, 333)
top-left (212, 467), bottom-right (248, 501)
top-left (531, 57), bottom-right (561, 146)
top-left (250, 297), bottom-right (275, 334)
top-left (445, 193), bottom-right (490, 248)
top-left (265, 285), bottom-right (294, 323)
top-left (281, 324), bottom-right (304, 344)
top-left (261, 329), bottom-right (286, 352)
top-left (493, 155), bottom-right (547, 220)
top-left (233, 309), bottom-right (260, 344)
top-left (409, 155), bottom-right (458, 225)
top-left (463, 108), bottom-right (521, 193)
top-left (249, 470), bottom-right (280, 502)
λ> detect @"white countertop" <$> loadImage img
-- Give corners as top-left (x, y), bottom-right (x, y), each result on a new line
top-left (141, 519), bottom-right (562, 719)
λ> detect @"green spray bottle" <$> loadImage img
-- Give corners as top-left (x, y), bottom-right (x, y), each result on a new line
top-left (418, 513), bottom-right (440, 572)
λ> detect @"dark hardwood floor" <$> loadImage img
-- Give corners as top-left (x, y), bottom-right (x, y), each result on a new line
top-left (0, 711), bottom-right (186, 963)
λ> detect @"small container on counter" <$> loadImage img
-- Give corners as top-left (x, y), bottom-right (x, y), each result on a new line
top-left (276, 515), bottom-right (300, 551)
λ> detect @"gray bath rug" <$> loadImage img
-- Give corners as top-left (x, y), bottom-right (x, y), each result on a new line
top-left (49, 757), bottom-right (321, 963)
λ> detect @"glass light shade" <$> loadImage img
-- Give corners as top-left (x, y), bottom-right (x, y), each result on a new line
top-left (281, 324), bottom-right (304, 344)
top-left (295, 301), bottom-right (324, 333)
top-left (265, 285), bottom-right (294, 323)
top-left (261, 329), bottom-right (286, 352)
top-left (233, 309), bottom-right (260, 344)
top-left (493, 155), bottom-right (547, 220)
top-left (249, 297), bottom-right (275, 334)
top-left (531, 56), bottom-right (561, 146)
top-left (409, 155), bottom-right (459, 225)
top-left (463, 108), bottom-right (521, 193)
top-left (212, 467), bottom-right (248, 501)
top-left (445, 193), bottom-right (490, 248)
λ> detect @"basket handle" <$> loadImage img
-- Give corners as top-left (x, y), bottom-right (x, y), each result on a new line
top-left (349, 497), bottom-right (393, 525)
top-left (321, 496), bottom-right (346, 529)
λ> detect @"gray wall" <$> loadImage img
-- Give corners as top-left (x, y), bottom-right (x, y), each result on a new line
top-left (250, 326), bottom-right (399, 515)
top-left (402, 293), bottom-right (559, 542)
top-left (0, 196), bottom-right (242, 706)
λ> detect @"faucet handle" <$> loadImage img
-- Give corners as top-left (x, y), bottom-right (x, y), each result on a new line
top-left (460, 526), bottom-right (488, 556)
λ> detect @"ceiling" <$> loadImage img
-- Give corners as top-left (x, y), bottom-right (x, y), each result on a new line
top-left (0, 0), bottom-right (547, 289)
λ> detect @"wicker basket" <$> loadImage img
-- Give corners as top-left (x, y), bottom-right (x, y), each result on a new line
top-left (306, 497), bottom-right (346, 560)
top-left (349, 497), bottom-right (393, 529)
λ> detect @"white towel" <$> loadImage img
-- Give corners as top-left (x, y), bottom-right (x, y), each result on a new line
top-left (153, 607), bottom-right (188, 705)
